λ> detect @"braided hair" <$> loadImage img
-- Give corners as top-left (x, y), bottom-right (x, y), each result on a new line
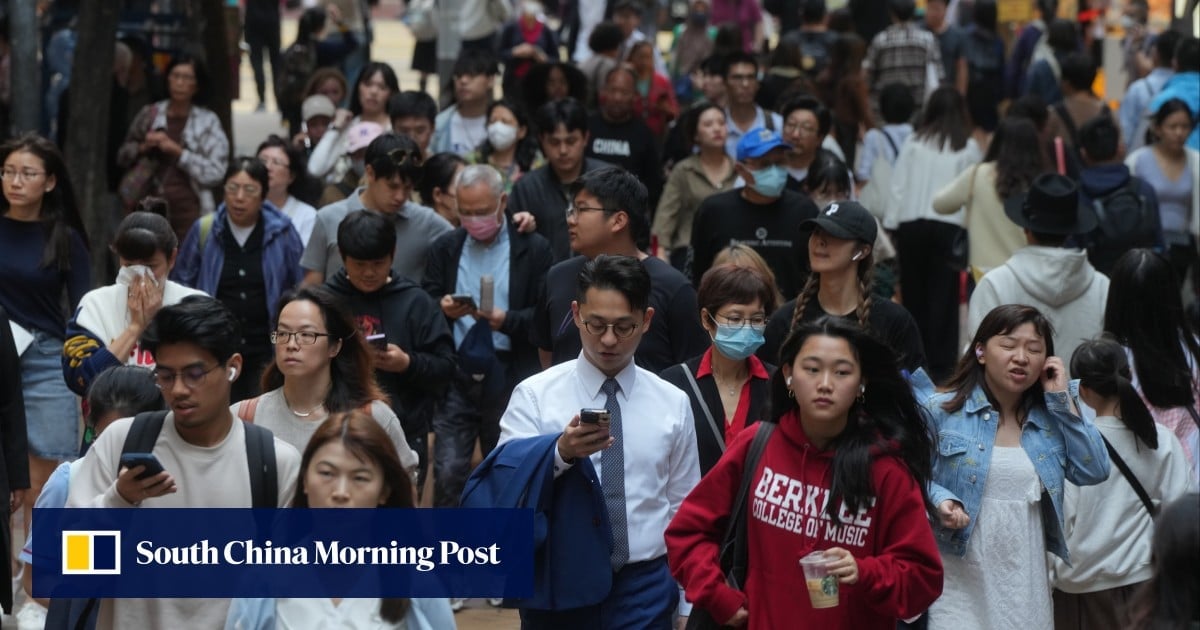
top-left (790, 245), bottom-right (876, 333)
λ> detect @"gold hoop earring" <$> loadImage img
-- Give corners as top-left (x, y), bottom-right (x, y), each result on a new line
top-left (787, 388), bottom-right (795, 399)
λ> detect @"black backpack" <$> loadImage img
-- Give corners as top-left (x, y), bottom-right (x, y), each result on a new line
top-left (276, 41), bottom-right (317, 114)
top-left (44, 411), bottom-right (278, 630)
top-left (1084, 179), bottom-right (1160, 275)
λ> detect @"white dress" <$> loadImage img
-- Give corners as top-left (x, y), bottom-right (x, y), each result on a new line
top-left (928, 446), bottom-right (1054, 630)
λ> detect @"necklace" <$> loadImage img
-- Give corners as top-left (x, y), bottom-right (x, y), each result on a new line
top-left (283, 392), bottom-right (324, 418)
top-left (711, 366), bottom-right (746, 397)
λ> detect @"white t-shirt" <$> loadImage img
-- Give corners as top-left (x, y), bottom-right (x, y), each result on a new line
top-left (449, 112), bottom-right (487, 156)
top-left (279, 196), bottom-right (318, 247)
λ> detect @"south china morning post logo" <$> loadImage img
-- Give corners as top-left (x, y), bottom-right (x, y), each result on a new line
top-left (62, 530), bottom-right (121, 575)
top-left (35, 508), bottom-right (534, 599)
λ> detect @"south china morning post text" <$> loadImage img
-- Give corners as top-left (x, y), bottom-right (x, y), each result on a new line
top-left (33, 508), bottom-right (534, 600)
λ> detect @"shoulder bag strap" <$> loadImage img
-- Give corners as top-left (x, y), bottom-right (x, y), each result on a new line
top-left (681, 363), bottom-right (727, 452)
top-left (727, 421), bottom-right (777, 588)
top-left (881, 128), bottom-right (900, 159)
top-left (1101, 435), bottom-right (1157, 517)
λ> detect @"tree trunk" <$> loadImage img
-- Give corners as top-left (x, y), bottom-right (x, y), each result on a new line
top-left (64, 0), bottom-right (121, 287)
top-left (6, 0), bottom-right (40, 134)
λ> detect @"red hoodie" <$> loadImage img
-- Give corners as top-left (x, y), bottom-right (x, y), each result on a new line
top-left (665, 409), bottom-right (943, 629)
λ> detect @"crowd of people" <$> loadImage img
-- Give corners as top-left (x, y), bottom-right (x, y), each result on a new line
top-left (0, 0), bottom-right (1199, 628)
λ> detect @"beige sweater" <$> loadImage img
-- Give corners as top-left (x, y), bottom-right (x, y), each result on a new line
top-left (932, 161), bottom-right (1028, 274)
top-left (66, 414), bottom-right (301, 630)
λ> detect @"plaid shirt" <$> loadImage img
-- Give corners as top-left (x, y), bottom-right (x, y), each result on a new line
top-left (865, 22), bottom-right (944, 114)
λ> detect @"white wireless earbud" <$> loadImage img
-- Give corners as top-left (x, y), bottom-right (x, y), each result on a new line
top-left (228, 368), bottom-right (238, 382)
top-left (851, 251), bottom-right (864, 261)
top-left (786, 376), bottom-right (792, 386)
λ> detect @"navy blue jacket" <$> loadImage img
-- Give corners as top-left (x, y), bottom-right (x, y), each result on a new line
top-left (461, 433), bottom-right (613, 611)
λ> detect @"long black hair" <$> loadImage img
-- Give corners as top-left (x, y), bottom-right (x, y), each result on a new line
top-left (915, 86), bottom-right (972, 152)
top-left (1070, 337), bottom-right (1158, 449)
top-left (769, 316), bottom-right (935, 522)
top-left (478, 99), bottom-right (539, 173)
top-left (1104, 249), bottom-right (1200, 409)
top-left (261, 286), bottom-right (390, 412)
top-left (0, 132), bottom-right (88, 272)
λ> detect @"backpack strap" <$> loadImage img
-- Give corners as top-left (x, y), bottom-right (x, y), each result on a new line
top-left (197, 214), bottom-right (216, 252)
top-left (120, 410), bottom-right (169, 456)
top-left (880, 128), bottom-right (900, 160)
top-left (237, 397), bottom-right (261, 423)
top-left (1101, 435), bottom-right (1157, 518)
top-left (725, 421), bottom-right (777, 588)
top-left (1054, 103), bottom-right (1080, 148)
top-left (243, 422), bottom-right (278, 508)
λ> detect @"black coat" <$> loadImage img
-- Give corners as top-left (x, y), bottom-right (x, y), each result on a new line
top-left (659, 353), bottom-right (774, 476)
top-left (0, 306), bottom-right (30, 614)
top-left (422, 224), bottom-right (555, 387)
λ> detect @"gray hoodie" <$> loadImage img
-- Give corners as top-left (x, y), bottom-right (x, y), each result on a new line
top-left (968, 245), bottom-right (1110, 368)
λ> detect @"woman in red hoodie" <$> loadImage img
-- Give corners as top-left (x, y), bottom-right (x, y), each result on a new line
top-left (666, 316), bottom-right (943, 629)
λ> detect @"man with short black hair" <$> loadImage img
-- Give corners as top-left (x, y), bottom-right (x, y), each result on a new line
top-left (325, 210), bottom-right (457, 493)
top-left (431, 49), bottom-right (499, 156)
top-left (778, 0), bottom-right (838, 80)
top-left (969, 174), bottom-right (1110, 365)
top-left (1075, 114), bottom-right (1163, 274)
top-left (864, 0), bottom-right (944, 119)
top-left (723, 52), bottom-right (784, 159)
top-left (66, 295), bottom-right (302, 629)
top-left (388, 90), bottom-right (438, 158)
top-left (923, 0), bottom-right (968, 93)
top-left (301, 133), bottom-right (453, 285)
top-left (496, 253), bottom-right (700, 628)
top-left (535, 167), bottom-right (709, 372)
top-left (691, 127), bottom-right (819, 298)
top-left (1048, 52), bottom-right (1114, 168)
top-left (586, 67), bottom-right (663, 209)
top-left (508, 98), bottom-right (612, 262)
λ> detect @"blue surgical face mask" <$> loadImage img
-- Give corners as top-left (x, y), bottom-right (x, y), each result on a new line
top-left (750, 165), bottom-right (787, 198)
top-left (711, 321), bottom-right (766, 361)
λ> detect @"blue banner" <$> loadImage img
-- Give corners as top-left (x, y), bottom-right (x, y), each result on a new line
top-left (33, 508), bottom-right (534, 599)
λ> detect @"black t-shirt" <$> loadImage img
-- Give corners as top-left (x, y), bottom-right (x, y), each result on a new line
top-left (757, 294), bottom-right (927, 373)
top-left (927, 24), bottom-right (968, 85)
top-left (533, 255), bottom-right (710, 373)
top-left (585, 113), bottom-right (664, 210)
top-left (690, 188), bottom-right (819, 298)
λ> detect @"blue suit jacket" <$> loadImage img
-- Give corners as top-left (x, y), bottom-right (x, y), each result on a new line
top-left (461, 433), bottom-right (613, 611)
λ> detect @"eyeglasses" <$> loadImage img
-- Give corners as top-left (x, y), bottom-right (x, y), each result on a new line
top-left (224, 182), bottom-right (262, 196)
top-left (783, 123), bottom-right (819, 136)
top-left (710, 312), bottom-right (769, 331)
top-left (270, 330), bottom-right (333, 345)
top-left (580, 319), bottom-right (640, 339)
top-left (152, 363), bottom-right (221, 390)
top-left (1, 169), bottom-right (46, 182)
top-left (565, 204), bottom-right (607, 219)
top-left (261, 156), bottom-right (289, 169)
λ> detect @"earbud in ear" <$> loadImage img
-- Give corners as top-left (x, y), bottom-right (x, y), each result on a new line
top-left (228, 368), bottom-right (237, 382)
top-left (786, 376), bottom-right (792, 386)
top-left (851, 251), bottom-right (864, 261)
top-left (975, 347), bottom-right (984, 359)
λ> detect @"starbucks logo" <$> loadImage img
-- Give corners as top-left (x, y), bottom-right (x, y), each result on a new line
top-left (820, 575), bottom-right (838, 595)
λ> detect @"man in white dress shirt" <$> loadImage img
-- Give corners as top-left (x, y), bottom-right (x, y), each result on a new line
top-left (499, 254), bottom-right (701, 629)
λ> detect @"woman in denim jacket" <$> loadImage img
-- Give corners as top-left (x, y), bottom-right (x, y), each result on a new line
top-left (913, 304), bottom-right (1109, 630)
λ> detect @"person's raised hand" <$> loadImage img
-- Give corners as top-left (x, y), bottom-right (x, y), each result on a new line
top-left (556, 415), bottom-right (612, 462)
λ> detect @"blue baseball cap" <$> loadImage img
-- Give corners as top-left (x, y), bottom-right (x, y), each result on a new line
top-left (736, 127), bottom-right (791, 162)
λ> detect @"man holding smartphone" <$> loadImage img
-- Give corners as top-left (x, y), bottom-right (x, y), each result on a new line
top-left (495, 254), bottom-right (700, 628)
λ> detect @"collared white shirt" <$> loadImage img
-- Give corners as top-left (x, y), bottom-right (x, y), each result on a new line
top-left (499, 355), bottom-right (701, 563)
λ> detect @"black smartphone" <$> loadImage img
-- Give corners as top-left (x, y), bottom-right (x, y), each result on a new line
top-left (365, 333), bottom-right (388, 351)
top-left (450, 294), bottom-right (477, 310)
top-left (119, 453), bottom-right (165, 480)
top-left (580, 409), bottom-right (610, 428)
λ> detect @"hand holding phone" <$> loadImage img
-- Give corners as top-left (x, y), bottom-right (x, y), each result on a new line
top-left (450, 294), bottom-right (478, 310)
top-left (365, 333), bottom-right (388, 351)
top-left (120, 453), bottom-right (165, 480)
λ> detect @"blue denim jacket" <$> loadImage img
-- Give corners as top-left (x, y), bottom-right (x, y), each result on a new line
top-left (912, 370), bottom-right (1109, 561)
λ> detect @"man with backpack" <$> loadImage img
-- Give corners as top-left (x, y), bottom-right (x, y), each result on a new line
top-left (1075, 114), bottom-right (1163, 275)
top-left (66, 295), bottom-right (301, 629)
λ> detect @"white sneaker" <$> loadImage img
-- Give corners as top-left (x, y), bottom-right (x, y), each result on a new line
top-left (487, 597), bottom-right (504, 607)
top-left (450, 598), bottom-right (466, 612)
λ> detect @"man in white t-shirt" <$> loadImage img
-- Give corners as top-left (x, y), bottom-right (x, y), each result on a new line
top-left (431, 49), bottom-right (497, 156)
top-left (66, 296), bottom-right (301, 630)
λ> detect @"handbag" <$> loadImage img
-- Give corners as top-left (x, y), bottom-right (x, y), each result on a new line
top-left (1101, 436), bottom-right (1157, 518)
top-left (685, 421), bottom-right (776, 630)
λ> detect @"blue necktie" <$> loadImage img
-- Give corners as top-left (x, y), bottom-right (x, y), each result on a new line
top-left (600, 377), bottom-right (629, 571)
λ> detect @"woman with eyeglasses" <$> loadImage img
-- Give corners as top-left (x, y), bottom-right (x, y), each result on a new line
top-left (757, 201), bottom-right (924, 375)
top-left (237, 286), bottom-right (418, 480)
top-left (63, 211), bottom-right (206, 396)
top-left (0, 133), bottom-right (90, 538)
top-left (257, 135), bottom-right (318, 246)
top-left (116, 53), bottom-right (230, 242)
top-left (660, 264), bottom-right (777, 475)
top-left (171, 157), bottom-right (304, 401)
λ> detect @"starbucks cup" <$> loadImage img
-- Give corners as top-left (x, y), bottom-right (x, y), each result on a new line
top-left (799, 551), bottom-right (839, 609)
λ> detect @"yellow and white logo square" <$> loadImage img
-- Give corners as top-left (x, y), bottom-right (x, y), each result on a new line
top-left (62, 530), bottom-right (121, 575)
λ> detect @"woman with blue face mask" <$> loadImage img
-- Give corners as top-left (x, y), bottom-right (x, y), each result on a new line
top-left (660, 264), bottom-right (778, 474)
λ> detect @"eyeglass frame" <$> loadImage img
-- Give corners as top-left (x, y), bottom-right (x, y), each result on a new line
top-left (224, 182), bottom-right (263, 197)
top-left (0, 169), bottom-right (47, 182)
top-left (270, 330), bottom-right (334, 346)
top-left (565, 203), bottom-right (609, 220)
top-left (152, 363), bottom-right (223, 390)
top-left (578, 318), bottom-right (641, 339)
top-left (708, 311), bottom-right (769, 331)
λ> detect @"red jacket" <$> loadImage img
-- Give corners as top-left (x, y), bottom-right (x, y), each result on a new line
top-left (665, 410), bottom-right (943, 629)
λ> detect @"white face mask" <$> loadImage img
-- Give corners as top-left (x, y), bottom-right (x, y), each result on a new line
top-left (487, 122), bottom-right (519, 151)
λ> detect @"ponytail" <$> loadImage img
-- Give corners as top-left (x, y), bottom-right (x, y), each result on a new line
top-left (1116, 364), bottom-right (1159, 449)
top-left (1071, 338), bottom-right (1159, 450)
